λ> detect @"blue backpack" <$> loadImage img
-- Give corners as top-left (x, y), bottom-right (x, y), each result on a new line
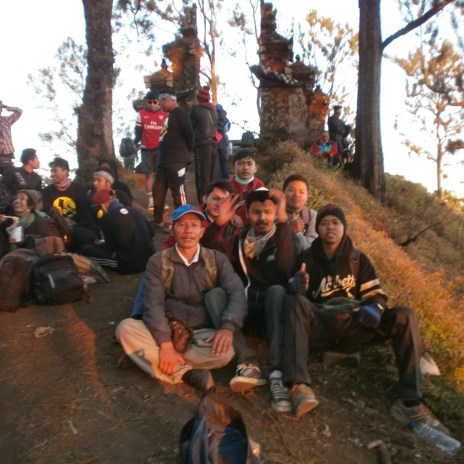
top-left (180, 391), bottom-right (259, 464)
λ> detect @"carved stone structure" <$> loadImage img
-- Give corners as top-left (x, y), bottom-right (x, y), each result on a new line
top-left (140, 5), bottom-right (201, 110)
top-left (251, 2), bottom-right (324, 147)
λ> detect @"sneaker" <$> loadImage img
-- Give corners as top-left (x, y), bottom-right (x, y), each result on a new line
top-left (148, 197), bottom-right (154, 211)
top-left (390, 399), bottom-right (449, 434)
top-left (182, 369), bottom-right (214, 392)
top-left (269, 377), bottom-right (292, 413)
top-left (164, 204), bottom-right (170, 211)
top-left (229, 363), bottom-right (267, 393)
top-left (289, 383), bottom-right (319, 418)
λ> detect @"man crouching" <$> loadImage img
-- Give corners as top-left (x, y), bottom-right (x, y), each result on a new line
top-left (116, 204), bottom-right (247, 392)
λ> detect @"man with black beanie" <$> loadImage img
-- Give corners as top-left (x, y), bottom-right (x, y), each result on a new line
top-left (280, 204), bottom-right (447, 431)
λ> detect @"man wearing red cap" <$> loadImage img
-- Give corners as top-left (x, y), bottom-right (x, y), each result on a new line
top-left (281, 203), bottom-right (447, 431)
top-left (80, 189), bottom-right (154, 274)
top-left (190, 86), bottom-right (219, 203)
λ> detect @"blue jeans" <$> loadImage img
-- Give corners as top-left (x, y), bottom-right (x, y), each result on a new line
top-left (131, 274), bottom-right (145, 318)
top-left (205, 288), bottom-right (258, 366)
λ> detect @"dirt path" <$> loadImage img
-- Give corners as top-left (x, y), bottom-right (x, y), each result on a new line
top-left (0, 166), bottom-right (460, 464)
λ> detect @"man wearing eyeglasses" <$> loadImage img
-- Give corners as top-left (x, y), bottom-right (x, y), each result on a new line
top-left (134, 91), bottom-right (168, 211)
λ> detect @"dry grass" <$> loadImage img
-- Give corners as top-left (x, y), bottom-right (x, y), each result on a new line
top-left (260, 141), bottom-right (464, 388)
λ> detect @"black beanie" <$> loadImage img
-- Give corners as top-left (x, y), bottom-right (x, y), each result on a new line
top-left (316, 204), bottom-right (347, 231)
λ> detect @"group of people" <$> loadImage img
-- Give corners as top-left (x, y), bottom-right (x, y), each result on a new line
top-left (311, 105), bottom-right (351, 167)
top-left (114, 144), bottom-right (447, 433)
top-left (0, 95), bottom-right (447, 434)
top-left (0, 148), bottom-right (155, 275)
top-left (132, 86), bottom-right (231, 217)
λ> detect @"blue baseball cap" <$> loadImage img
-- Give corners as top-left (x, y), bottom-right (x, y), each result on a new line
top-left (171, 204), bottom-right (205, 222)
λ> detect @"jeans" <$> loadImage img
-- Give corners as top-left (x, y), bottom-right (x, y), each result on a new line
top-left (282, 295), bottom-right (422, 399)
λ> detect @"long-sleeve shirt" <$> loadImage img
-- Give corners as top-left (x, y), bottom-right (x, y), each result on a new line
top-left (0, 107), bottom-right (22, 155)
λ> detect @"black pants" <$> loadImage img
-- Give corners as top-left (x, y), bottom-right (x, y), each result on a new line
top-left (152, 163), bottom-right (187, 223)
top-left (194, 144), bottom-right (218, 203)
top-left (282, 295), bottom-right (422, 400)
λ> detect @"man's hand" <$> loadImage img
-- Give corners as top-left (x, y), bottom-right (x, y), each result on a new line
top-left (158, 341), bottom-right (185, 375)
top-left (358, 305), bottom-right (382, 329)
top-left (268, 189), bottom-right (287, 223)
top-left (215, 194), bottom-right (241, 227)
top-left (292, 263), bottom-right (309, 295)
top-left (206, 328), bottom-right (234, 356)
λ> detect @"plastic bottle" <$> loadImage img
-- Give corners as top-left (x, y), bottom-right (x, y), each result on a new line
top-left (408, 420), bottom-right (461, 455)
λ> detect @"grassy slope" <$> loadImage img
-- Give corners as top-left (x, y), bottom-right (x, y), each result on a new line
top-left (257, 141), bottom-right (464, 426)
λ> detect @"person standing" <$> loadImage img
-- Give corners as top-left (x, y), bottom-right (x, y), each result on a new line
top-left (134, 91), bottom-right (168, 211)
top-left (191, 87), bottom-right (219, 203)
top-left (0, 101), bottom-right (23, 174)
top-left (0, 148), bottom-right (42, 195)
top-left (327, 105), bottom-right (350, 164)
top-left (216, 103), bottom-right (231, 181)
top-left (152, 88), bottom-right (194, 228)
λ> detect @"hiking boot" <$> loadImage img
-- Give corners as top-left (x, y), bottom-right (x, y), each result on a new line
top-left (390, 399), bottom-right (449, 434)
top-left (182, 369), bottom-right (214, 393)
top-left (229, 363), bottom-right (267, 393)
top-left (269, 378), bottom-right (292, 413)
top-left (148, 197), bottom-right (154, 211)
top-left (289, 383), bottom-right (319, 418)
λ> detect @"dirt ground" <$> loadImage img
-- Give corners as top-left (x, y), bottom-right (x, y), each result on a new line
top-left (0, 166), bottom-right (462, 464)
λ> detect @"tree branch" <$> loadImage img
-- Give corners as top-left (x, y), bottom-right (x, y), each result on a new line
top-left (382, 0), bottom-right (455, 51)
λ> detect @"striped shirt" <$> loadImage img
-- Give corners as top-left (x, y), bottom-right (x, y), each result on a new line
top-left (0, 108), bottom-right (22, 155)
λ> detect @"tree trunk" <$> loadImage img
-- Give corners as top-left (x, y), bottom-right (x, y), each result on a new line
top-left (353, 0), bottom-right (386, 202)
top-left (77, 0), bottom-right (114, 183)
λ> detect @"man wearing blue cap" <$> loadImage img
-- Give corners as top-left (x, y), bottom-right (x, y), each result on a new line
top-left (116, 204), bottom-right (247, 392)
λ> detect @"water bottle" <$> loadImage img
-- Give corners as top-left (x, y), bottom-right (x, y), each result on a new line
top-left (408, 420), bottom-right (461, 455)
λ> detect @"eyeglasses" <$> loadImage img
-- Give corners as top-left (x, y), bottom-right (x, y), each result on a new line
top-left (147, 100), bottom-right (158, 104)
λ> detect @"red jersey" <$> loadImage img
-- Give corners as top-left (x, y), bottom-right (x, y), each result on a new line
top-left (135, 108), bottom-right (168, 150)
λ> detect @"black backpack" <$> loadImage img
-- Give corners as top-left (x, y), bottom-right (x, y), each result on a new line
top-left (180, 391), bottom-right (259, 464)
top-left (119, 137), bottom-right (136, 157)
top-left (32, 254), bottom-right (86, 305)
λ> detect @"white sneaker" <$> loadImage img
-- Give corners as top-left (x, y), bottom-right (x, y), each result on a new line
top-left (148, 197), bottom-right (154, 211)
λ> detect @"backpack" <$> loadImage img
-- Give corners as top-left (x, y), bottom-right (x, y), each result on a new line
top-left (0, 249), bottom-right (38, 312)
top-left (119, 137), bottom-right (136, 158)
top-left (180, 390), bottom-right (259, 464)
top-left (32, 254), bottom-right (86, 305)
top-left (162, 247), bottom-right (217, 296)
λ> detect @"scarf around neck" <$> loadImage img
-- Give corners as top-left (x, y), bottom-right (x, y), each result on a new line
top-left (243, 223), bottom-right (276, 259)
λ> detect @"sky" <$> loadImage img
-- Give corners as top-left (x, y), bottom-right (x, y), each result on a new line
top-left (1, 0), bottom-right (462, 197)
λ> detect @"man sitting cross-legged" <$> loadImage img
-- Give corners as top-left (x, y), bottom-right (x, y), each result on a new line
top-left (281, 203), bottom-right (448, 431)
top-left (116, 204), bottom-right (248, 392)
